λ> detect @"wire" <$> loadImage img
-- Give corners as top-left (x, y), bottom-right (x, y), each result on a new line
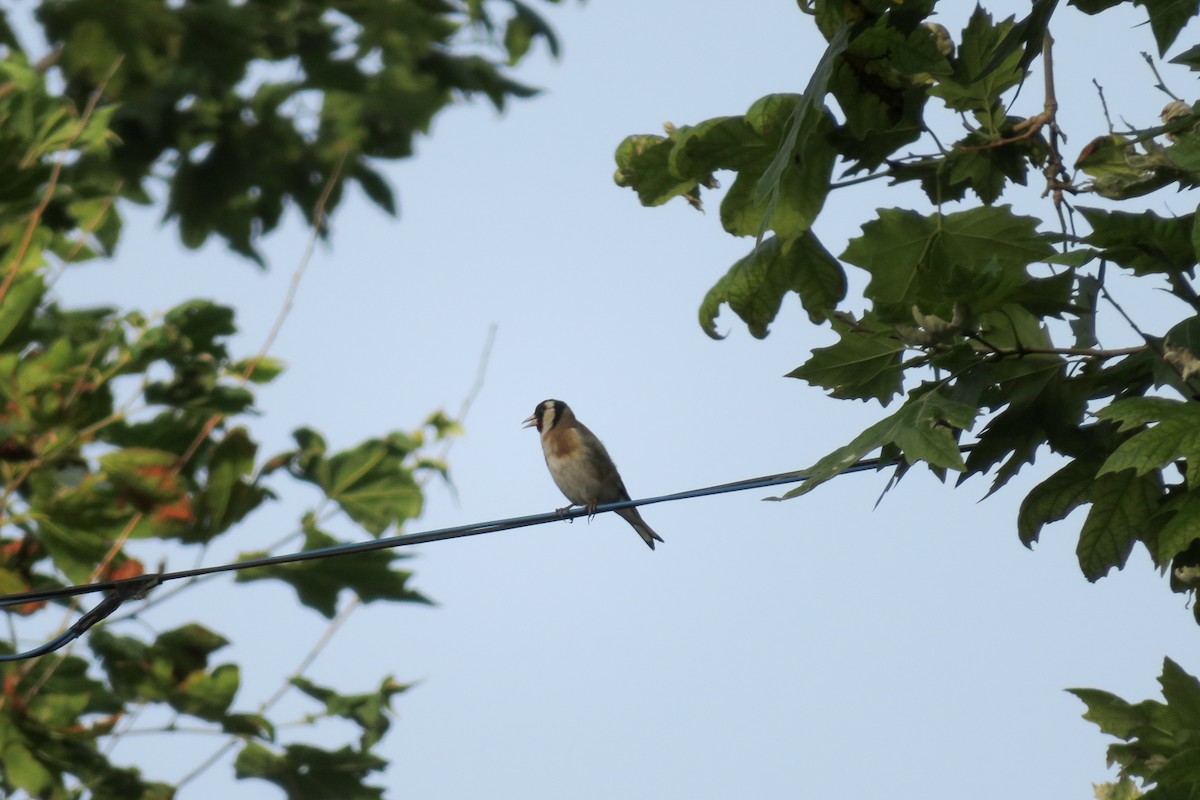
top-left (0, 453), bottom-right (907, 661)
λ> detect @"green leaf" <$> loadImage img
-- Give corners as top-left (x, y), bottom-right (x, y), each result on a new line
top-left (2, 741), bottom-right (56, 796)
top-left (930, 7), bottom-right (1025, 113)
top-left (292, 675), bottom-right (409, 749)
top-left (1136, 0), bottom-right (1200, 56)
top-left (699, 232), bottom-right (846, 339)
top-left (964, 357), bottom-right (1082, 496)
top-left (719, 97), bottom-right (837, 239)
top-left (787, 320), bottom-right (906, 404)
top-left (1152, 746), bottom-right (1200, 788)
top-left (37, 519), bottom-right (122, 583)
top-left (1077, 468), bottom-right (1162, 581)
top-left (90, 625), bottom-right (238, 721)
top-left (229, 356), bottom-right (286, 384)
top-left (199, 427), bottom-right (272, 542)
top-left (235, 743), bottom-right (387, 800)
top-left (613, 134), bottom-right (704, 207)
top-left (0, 272), bottom-right (45, 347)
top-left (1172, 43), bottom-right (1200, 70)
top-left (1068, 687), bottom-right (1163, 739)
top-left (777, 388), bottom-right (977, 499)
top-left (221, 713), bottom-right (276, 741)
top-left (1160, 657), bottom-right (1200, 730)
top-left (1068, 0), bottom-right (1124, 12)
top-left (98, 447), bottom-right (184, 503)
top-left (352, 163), bottom-right (397, 217)
top-left (841, 205), bottom-right (1053, 317)
top-left (1017, 459), bottom-right (1097, 546)
top-left (1098, 397), bottom-right (1200, 489)
top-left (1156, 492), bottom-right (1200, 568)
top-left (285, 430), bottom-right (425, 536)
top-left (1079, 207), bottom-right (1196, 276)
top-left (972, 0), bottom-right (1059, 81)
top-left (752, 23), bottom-right (849, 239)
top-left (235, 525), bottom-right (431, 618)
top-left (175, 663), bottom-right (240, 721)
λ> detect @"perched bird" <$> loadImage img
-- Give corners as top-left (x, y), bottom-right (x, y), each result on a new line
top-left (523, 399), bottom-right (664, 550)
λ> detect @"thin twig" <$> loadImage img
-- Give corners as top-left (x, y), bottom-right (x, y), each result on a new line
top-left (175, 596), bottom-right (362, 788)
top-left (1092, 79), bottom-right (1114, 134)
top-left (1141, 52), bottom-right (1181, 101)
top-left (422, 323), bottom-right (497, 494)
top-left (974, 342), bottom-right (1145, 359)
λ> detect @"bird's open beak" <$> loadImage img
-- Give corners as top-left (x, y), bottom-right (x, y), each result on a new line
top-left (522, 415), bottom-right (537, 429)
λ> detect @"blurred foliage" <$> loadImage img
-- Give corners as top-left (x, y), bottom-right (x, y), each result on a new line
top-left (0, 0), bottom-right (566, 797)
top-left (19, 0), bottom-right (565, 263)
top-left (615, 0), bottom-right (1200, 795)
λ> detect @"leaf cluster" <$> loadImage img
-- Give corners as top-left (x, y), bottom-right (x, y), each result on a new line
top-left (618, 0), bottom-right (1200, 795)
top-left (617, 0), bottom-right (1200, 590)
top-left (0, 10), bottom-right (519, 796)
top-left (1071, 658), bottom-right (1200, 799)
top-left (11, 0), bottom-right (564, 263)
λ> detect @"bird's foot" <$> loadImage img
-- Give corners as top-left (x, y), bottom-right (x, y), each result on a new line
top-left (555, 504), bottom-right (577, 522)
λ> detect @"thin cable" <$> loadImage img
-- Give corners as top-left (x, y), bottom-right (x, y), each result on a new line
top-left (0, 453), bottom-right (911, 661)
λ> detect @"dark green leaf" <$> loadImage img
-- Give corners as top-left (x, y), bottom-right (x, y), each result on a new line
top-left (221, 713), bottom-right (276, 741)
top-left (613, 134), bottom-right (705, 208)
top-left (234, 743), bottom-right (386, 800)
top-left (719, 98), bottom-right (837, 239)
top-left (699, 232), bottom-right (846, 339)
top-left (752, 23), bottom-right (849, 239)
top-left (199, 427), bottom-right (272, 542)
top-left (99, 448), bottom-right (183, 503)
top-left (1154, 490), bottom-right (1200, 565)
top-left (972, 0), bottom-right (1059, 81)
top-left (0, 272), bottom-right (45, 347)
top-left (1017, 459), bottom-right (1097, 546)
top-left (1136, 0), bottom-right (1200, 56)
top-left (1160, 657), bottom-right (1200, 729)
top-left (841, 205), bottom-right (1053, 318)
top-left (777, 388), bottom-right (977, 499)
top-left (1078, 468), bottom-right (1162, 581)
top-left (1068, 687), bottom-right (1164, 739)
top-left (1172, 43), bottom-right (1200, 70)
top-left (1079, 206), bottom-right (1197, 276)
top-left (291, 676), bottom-right (409, 749)
top-left (787, 321), bottom-right (906, 403)
top-left (1098, 397), bottom-right (1200, 489)
top-left (235, 526), bottom-right (431, 618)
top-left (930, 7), bottom-right (1025, 113)
top-left (352, 163), bottom-right (397, 217)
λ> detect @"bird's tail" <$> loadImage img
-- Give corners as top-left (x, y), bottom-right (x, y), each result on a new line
top-left (617, 507), bottom-right (665, 550)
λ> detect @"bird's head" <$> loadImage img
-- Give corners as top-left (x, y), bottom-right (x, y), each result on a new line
top-left (523, 399), bottom-right (571, 433)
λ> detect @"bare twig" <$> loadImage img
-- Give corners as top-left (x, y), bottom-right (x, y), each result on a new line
top-left (175, 596), bottom-right (363, 788)
top-left (423, 323), bottom-right (498, 494)
top-left (1141, 52), bottom-right (1181, 101)
top-left (1092, 79), bottom-right (1114, 134)
top-left (973, 342), bottom-right (1145, 359)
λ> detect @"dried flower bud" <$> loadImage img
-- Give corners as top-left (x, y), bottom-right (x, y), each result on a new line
top-left (1161, 100), bottom-right (1195, 142)
top-left (923, 22), bottom-right (955, 58)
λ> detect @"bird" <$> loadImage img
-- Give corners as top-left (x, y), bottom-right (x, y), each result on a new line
top-left (523, 399), bottom-right (664, 550)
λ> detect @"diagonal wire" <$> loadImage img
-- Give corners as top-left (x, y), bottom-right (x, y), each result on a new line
top-left (0, 451), bottom-right (917, 663)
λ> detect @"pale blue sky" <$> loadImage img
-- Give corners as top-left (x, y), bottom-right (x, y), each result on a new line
top-left (42, 1), bottom-right (1200, 797)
